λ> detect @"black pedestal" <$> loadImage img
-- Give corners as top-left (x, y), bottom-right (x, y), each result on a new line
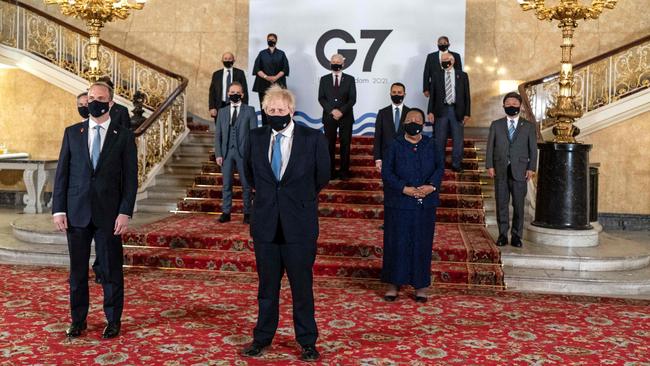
top-left (533, 142), bottom-right (593, 230)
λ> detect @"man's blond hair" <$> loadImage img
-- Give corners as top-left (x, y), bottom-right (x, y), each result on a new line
top-left (262, 84), bottom-right (295, 112)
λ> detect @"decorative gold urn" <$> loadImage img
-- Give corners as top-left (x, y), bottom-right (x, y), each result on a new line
top-left (519, 0), bottom-right (618, 143)
top-left (44, 0), bottom-right (147, 82)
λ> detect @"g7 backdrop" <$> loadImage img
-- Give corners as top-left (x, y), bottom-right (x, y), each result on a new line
top-left (248, 0), bottom-right (466, 135)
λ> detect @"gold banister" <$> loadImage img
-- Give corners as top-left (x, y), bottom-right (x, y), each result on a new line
top-left (0, 0), bottom-right (189, 188)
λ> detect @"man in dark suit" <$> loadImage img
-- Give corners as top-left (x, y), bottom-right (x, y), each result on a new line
top-left (422, 35), bottom-right (463, 98)
top-left (373, 82), bottom-right (410, 172)
top-left (427, 53), bottom-right (471, 173)
top-left (242, 85), bottom-right (330, 362)
top-left (209, 52), bottom-right (249, 121)
top-left (252, 33), bottom-right (290, 126)
top-left (318, 53), bottom-right (356, 180)
top-left (53, 82), bottom-right (138, 339)
top-left (214, 81), bottom-right (257, 224)
top-left (98, 76), bottom-right (132, 129)
top-left (486, 92), bottom-right (537, 248)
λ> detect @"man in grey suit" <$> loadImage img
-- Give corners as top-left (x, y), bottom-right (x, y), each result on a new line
top-left (214, 81), bottom-right (258, 224)
top-left (485, 92), bottom-right (538, 248)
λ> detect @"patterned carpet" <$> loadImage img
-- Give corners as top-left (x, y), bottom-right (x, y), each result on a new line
top-left (2, 265), bottom-right (649, 365)
top-left (123, 134), bottom-right (504, 288)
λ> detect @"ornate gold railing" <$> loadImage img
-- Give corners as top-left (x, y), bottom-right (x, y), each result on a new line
top-left (519, 34), bottom-right (650, 132)
top-left (0, 0), bottom-right (188, 187)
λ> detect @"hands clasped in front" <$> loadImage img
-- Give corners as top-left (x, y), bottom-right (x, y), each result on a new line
top-left (402, 185), bottom-right (435, 199)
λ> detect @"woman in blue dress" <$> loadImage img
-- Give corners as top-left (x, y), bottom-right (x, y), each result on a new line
top-left (381, 108), bottom-right (445, 302)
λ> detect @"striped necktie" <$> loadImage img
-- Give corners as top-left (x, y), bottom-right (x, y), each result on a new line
top-left (445, 71), bottom-right (455, 104)
top-left (508, 120), bottom-right (516, 142)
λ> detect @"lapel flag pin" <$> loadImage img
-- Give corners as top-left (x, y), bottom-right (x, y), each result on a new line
top-left (80, 128), bottom-right (84, 133)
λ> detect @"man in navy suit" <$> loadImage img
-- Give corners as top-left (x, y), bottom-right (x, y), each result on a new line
top-left (214, 81), bottom-right (258, 224)
top-left (373, 82), bottom-right (411, 172)
top-left (241, 85), bottom-right (330, 362)
top-left (318, 53), bottom-right (356, 180)
top-left (427, 53), bottom-right (471, 173)
top-left (52, 82), bottom-right (138, 339)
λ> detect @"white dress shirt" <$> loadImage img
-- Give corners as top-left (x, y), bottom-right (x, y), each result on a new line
top-left (88, 117), bottom-right (110, 153)
top-left (268, 120), bottom-right (294, 179)
top-left (438, 50), bottom-right (449, 65)
top-left (222, 67), bottom-right (234, 102)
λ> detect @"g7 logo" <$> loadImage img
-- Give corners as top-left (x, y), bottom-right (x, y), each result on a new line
top-left (315, 29), bottom-right (392, 72)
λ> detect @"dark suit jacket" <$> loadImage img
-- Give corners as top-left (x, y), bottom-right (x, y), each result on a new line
top-left (52, 120), bottom-right (138, 229)
top-left (318, 73), bottom-right (356, 123)
top-left (373, 104), bottom-right (410, 161)
top-left (209, 67), bottom-right (249, 109)
top-left (427, 70), bottom-right (471, 121)
top-left (110, 103), bottom-right (131, 129)
top-left (214, 103), bottom-right (257, 159)
top-left (485, 117), bottom-right (538, 181)
top-left (423, 50), bottom-right (463, 93)
top-left (382, 135), bottom-right (444, 209)
top-left (244, 123), bottom-right (330, 243)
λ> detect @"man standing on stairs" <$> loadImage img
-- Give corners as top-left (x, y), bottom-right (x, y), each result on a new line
top-left (318, 53), bottom-right (357, 180)
top-left (209, 52), bottom-right (249, 121)
top-left (426, 53), bottom-right (470, 173)
top-left (214, 82), bottom-right (258, 224)
top-left (52, 82), bottom-right (138, 339)
top-left (242, 85), bottom-right (330, 362)
top-left (485, 92), bottom-right (537, 248)
top-left (373, 82), bottom-right (410, 172)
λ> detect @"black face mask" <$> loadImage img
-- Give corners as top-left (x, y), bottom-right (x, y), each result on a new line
top-left (229, 93), bottom-right (242, 103)
top-left (267, 40), bottom-right (276, 47)
top-left (441, 61), bottom-right (452, 69)
top-left (88, 100), bottom-right (110, 118)
top-left (223, 61), bottom-right (234, 68)
top-left (77, 106), bottom-right (89, 119)
top-left (438, 44), bottom-right (449, 52)
top-left (504, 106), bottom-right (521, 116)
top-left (331, 63), bottom-right (343, 71)
top-left (404, 122), bottom-right (423, 136)
top-left (390, 94), bottom-right (404, 104)
top-left (268, 114), bottom-right (291, 131)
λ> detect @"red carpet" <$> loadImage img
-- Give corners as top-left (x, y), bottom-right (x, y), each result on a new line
top-left (2, 265), bottom-right (649, 365)
top-left (125, 134), bottom-right (504, 287)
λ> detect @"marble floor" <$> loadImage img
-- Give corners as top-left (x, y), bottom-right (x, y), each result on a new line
top-left (1, 208), bottom-right (649, 299)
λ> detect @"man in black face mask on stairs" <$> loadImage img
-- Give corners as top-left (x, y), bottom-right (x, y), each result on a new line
top-left (242, 85), bottom-right (330, 362)
top-left (318, 53), bottom-right (357, 180)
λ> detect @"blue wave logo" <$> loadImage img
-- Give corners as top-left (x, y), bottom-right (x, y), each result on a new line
top-left (256, 111), bottom-right (377, 136)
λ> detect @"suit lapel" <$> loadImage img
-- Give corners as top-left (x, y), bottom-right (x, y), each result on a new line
top-left (80, 120), bottom-right (92, 171)
top-left (260, 126), bottom-right (275, 178)
top-left (512, 119), bottom-right (525, 142)
top-left (94, 121), bottom-right (119, 173)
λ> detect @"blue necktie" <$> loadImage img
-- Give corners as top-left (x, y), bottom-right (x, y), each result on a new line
top-left (92, 125), bottom-right (102, 169)
top-left (271, 134), bottom-right (283, 181)
top-left (508, 120), bottom-right (516, 142)
top-left (394, 107), bottom-right (400, 132)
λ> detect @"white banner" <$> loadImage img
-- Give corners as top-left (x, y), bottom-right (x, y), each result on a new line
top-left (248, 0), bottom-right (466, 135)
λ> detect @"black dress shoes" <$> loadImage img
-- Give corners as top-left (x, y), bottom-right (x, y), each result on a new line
top-left (511, 235), bottom-right (523, 248)
top-left (452, 166), bottom-right (464, 173)
top-left (495, 235), bottom-right (508, 247)
top-left (339, 171), bottom-right (351, 181)
top-left (383, 294), bottom-right (397, 302)
top-left (243, 214), bottom-right (250, 224)
top-left (102, 322), bottom-right (121, 339)
top-left (65, 321), bottom-right (87, 338)
top-left (415, 296), bottom-right (428, 303)
top-left (241, 341), bottom-right (268, 357)
top-left (300, 344), bottom-right (320, 362)
top-left (218, 213), bottom-right (231, 223)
